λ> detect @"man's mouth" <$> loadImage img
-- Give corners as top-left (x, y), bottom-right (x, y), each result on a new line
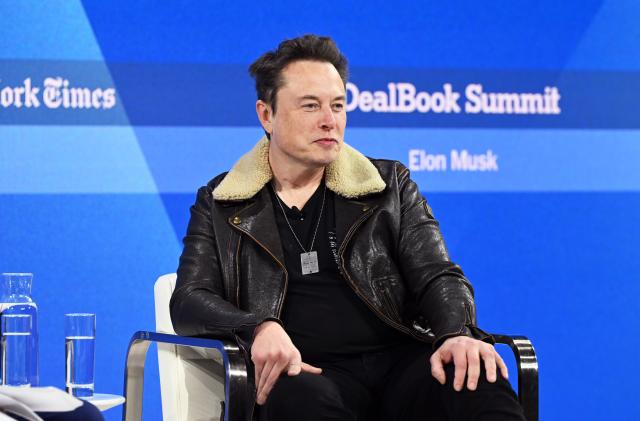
top-left (314, 138), bottom-right (338, 144)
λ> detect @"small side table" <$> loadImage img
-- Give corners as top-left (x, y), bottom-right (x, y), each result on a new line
top-left (83, 393), bottom-right (126, 411)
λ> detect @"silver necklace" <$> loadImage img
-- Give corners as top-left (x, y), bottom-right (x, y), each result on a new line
top-left (273, 183), bottom-right (326, 275)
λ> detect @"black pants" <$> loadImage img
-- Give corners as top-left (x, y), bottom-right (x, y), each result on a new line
top-left (258, 342), bottom-right (525, 421)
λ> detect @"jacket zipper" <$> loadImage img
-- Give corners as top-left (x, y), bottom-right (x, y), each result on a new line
top-left (379, 283), bottom-right (401, 320)
top-left (235, 236), bottom-right (242, 307)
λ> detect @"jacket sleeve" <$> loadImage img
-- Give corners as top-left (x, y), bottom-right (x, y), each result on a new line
top-left (169, 183), bottom-right (259, 342)
top-left (395, 164), bottom-right (493, 349)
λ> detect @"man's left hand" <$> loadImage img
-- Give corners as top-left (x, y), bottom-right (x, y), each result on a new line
top-left (430, 335), bottom-right (508, 392)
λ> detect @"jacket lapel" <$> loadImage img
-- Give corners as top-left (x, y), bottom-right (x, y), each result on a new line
top-left (230, 189), bottom-right (286, 268)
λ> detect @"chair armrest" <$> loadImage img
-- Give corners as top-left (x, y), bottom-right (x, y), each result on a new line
top-left (492, 334), bottom-right (538, 421)
top-left (122, 331), bottom-right (252, 421)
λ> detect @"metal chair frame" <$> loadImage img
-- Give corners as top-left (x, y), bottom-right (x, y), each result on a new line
top-left (123, 331), bottom-right (538, 421)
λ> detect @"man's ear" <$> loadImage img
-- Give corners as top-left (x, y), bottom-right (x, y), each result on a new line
top-left (256, 100), bottom-right (273, 136)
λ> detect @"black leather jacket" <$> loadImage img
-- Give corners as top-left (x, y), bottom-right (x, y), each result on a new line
top-left (170, 150), bottom-right (491, 350)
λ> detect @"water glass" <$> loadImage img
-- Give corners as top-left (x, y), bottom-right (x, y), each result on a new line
top-left (1, 314), bottom-right (31, 387)
top-left (65, 313), bottom-right (95, 397)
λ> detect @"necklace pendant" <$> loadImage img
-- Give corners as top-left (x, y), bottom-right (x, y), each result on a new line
top-left (300, 251), bottom-right (319, 275)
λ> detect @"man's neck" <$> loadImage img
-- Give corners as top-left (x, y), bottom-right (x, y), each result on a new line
top-left (270, 157), bottom-right (325, 210)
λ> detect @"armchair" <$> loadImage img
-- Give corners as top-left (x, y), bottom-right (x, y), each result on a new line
top-left (123, 274), bottom-right (538, 421)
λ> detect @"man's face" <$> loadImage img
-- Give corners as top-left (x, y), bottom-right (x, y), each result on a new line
top-left (261, 60), bottom-right (347, 170)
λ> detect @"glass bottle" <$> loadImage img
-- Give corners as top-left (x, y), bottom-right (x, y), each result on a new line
top-left (0, 273), bottom-right (39, 386)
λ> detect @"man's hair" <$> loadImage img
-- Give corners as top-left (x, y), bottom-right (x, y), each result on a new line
top-left (248, 34), bottom-right (349, 114)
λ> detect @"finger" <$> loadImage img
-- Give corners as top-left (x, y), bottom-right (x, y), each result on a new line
top-left (481, 347), bottom-right (497, 383)
top-left (253, 360), bottom-right (264, 398)
top-left (495, 351), bottom-right (509, 380)
top-left (300, 362), bottom-right (322, 374)
top-left (287, 363), bottom-right (302, 376)
top-left (430, 351), bottom-right (446, 385)
top-left (466, 348), bottom-right (481, 391)
top-left (259, 359), bottom-right (288, 405)
top-left (287, 353), bottom-right (303, 376)
top-left (452, 349), bottom-right (468, 392)
top-left (256, 360), bottom-right (274, 404)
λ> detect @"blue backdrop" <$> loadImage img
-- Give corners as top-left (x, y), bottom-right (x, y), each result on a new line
top-left (1, 1), bottom-right (639, 419)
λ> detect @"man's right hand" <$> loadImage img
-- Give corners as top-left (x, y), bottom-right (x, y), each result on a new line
top-left (251, 321), bottom-right (322, 405)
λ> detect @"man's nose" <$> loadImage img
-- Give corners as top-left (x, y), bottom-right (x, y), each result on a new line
top-left (318, 105), bottom-right (336, 130)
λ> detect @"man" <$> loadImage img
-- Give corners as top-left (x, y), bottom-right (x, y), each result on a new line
top-left (170, 34), bottom-right (525, 420)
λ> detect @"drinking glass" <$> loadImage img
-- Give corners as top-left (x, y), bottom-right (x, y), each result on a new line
top-left (1, 313), bottom-right (31, 387)
top-left (65, 313), bottom-right (95, 397)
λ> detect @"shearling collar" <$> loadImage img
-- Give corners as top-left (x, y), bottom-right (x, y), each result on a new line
top-left (213, 136), bottom-right (386, 201)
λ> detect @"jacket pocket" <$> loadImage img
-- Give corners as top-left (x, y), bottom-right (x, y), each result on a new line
top-left (374, 278), bottom-right (402, 321)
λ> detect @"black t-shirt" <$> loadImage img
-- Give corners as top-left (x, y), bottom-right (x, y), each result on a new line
top-left (268, 181), bottom-right (408, 363)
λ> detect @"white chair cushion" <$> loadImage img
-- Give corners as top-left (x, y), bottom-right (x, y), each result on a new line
top-left (154, 274), bottom-right (225, 421)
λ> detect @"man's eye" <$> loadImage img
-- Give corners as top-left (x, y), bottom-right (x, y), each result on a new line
top-left (303, 103), bottom-right (319, 110)
top-left (332, 103), bottom-right (345, 111)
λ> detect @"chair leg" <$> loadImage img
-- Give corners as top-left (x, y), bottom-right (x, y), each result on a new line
top-left (123, 338), bottom-right (152, 421)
